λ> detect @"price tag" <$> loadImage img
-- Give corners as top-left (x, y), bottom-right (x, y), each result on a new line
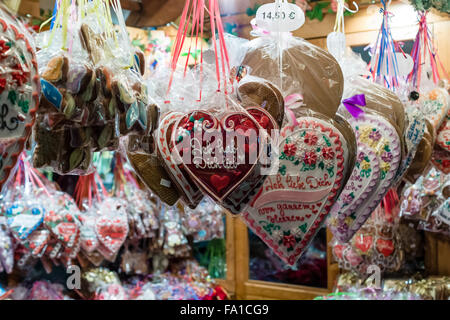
top-left (256, 1), bottom-right (305, 32)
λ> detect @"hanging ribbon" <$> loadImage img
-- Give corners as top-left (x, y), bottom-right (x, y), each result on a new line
top-left (166, 0), bottom-right (230, 102)
top-left (342, 94), bottom-right (366, 118)
top-left (74, 173), bottom-right (109, 210)
top-left (333, 0), bottom-right (358, 33)
top-left (407, 11), bottom-right (449, 91)
top-left (368, 0), bottom-right (401, 90)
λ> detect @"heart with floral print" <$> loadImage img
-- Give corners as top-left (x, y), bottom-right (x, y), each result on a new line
top-left (344, 114), bottom-right (401, 239)
top-left (328, 144), bottom-right (381, 242)
top-left (0, 14), bottom-right (40, 193)
top-left (241, 118), bottom-right (345, 265)
top-left (171, 110), bottom-right (271, 212)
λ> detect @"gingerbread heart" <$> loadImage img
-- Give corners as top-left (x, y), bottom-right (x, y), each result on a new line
top-left (5, 203), bottom-right (45, 241)
top-left (237, 79), bottom-right (285, 127)
top-left (333, 243), bottom-right (345, 260)
top-left (242, 118), bottom-right (345, 265)
top-left (329, 144), bottom-right (381, 242)
top-left (353, 234), bottom-right (374, 255)
top-left (172, 111), bottom-right (266, 207)
top-left (344, 247), bottom-right (364, 267)
top-left (221, 106), bottom-right (280, 214)
top-left (394, 106), bottom-right (426, 184)
top-left (78, 214), bottom-right (99, 254)
top-left (343, 114), bottom-right (401, 239)
top-left (127, 134), bottom-right (181, 206)
top-left (436, 111), bottom-right (450, 152)
top-left (95, 213), bottom-right (128, 255)
top-left (0, 16), bottom-right (40, 192)
top-left (432, 145), bottom-right (450, 174)
top-left (23, 229), bottom-right (50, 258)
top-left (156, 112), bottom-right (203, 209)
top-left (375, 238), bottom-right (395, 257)
top-left (44, 209), bottom-right (80, 256)
top-left (420, 88), bottom-right (449, 130)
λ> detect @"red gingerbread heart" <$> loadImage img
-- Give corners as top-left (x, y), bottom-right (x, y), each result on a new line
top-left (44, 209), bottom-right (80, 257)
top-left (333, 244), bottom-right (345, 260)
top-left (95, 215), bottom-right (128, 255)
top-left (221, 106), bottom-right (279, 214)
top-left (353, 234), bottom-right (373, 254)
top-left (375, 238), bottom-right (395, 257)
top-left (171, 110), bottom-right (269, 210)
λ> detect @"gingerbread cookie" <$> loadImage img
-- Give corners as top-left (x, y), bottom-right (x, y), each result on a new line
top-left (242, 36), bottom-right (344, 118)
top-left (242, 117), bottom-right (345, 265)
top-left (156, 112), bottom-right (203, 208)
top-left (127, 134), bottom-right (181, 206)
top-left (0, 11), bottom-right (40, 192)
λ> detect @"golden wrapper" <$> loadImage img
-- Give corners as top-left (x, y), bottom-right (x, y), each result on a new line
top-left (410, 279), bottom-right (445, 300)
top-left (383, 279), bottom-right (410, 293)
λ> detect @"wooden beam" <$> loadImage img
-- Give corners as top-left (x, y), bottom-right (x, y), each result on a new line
top-left (127, 0), bottom-right (186, 28)
top-left (121, 0), bottom-right (141, 12)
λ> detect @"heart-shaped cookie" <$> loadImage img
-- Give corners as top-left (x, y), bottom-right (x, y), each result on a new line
top-left (393, 106), bottom-right (426, 184)
top-left (0, 16), bottom-right (40, 192)
top-left (78, 214), bottom-right (99, 254)
top-left (353, 233), bottom-right (374, 255)
top-left (344, 247), bottom-right (364, 267)
top-left (420, 88), bottom-right (449, 130)
top-left (432, 145), bottom-right (450, 174)
top-left (127, 134), bottom-right (181, 206)
top-left (237, 79), bottom-right (285, 127)
top-left (95, 213), bottom-right (128, 255)
top-left (221, 106), bottom-right (279, 214)
top-left (23, 229), bottom-right (50, 258)
top-left (436, 111), bottom-right (450, 152)
top-left (242, 118), bottom-right (345, 265)
top-left (5, 203), bottom-right (45, 241)
top-left (329, 144), bottom-right (381, 242)
top-left (172, 111), bottom-right (266, 207)
top-left (343, 114), bottom-right (401, 239)
top-left (156, 112), bottom-right (203, 209)
top-left (375, 238), bottom-right (395, 257)
top-left (44, 209), bottom-right (80, 251)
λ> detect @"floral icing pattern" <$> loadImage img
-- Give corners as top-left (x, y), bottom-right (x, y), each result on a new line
top-left (279, 130), bottom-right (335, 177)
top-left (328, 143), bottom-right (381, 242)
top-left (342, 114), bottom-right (401, 241)
top-left (242, 118), bottom-right (345, 265)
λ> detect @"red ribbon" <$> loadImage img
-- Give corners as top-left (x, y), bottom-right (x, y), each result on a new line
top-left (166, 0), bottom-right (230, 102)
